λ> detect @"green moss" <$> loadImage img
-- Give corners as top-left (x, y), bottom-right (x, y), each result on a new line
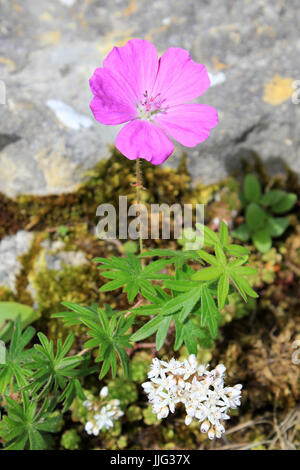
top-left (107, 379), bottom-right (138, 407)
top-left (0, 192), bottom-right (29, 241)
top-left (60, 429), bottom-right (81, 450)
top-left (126, 405), bottom-right (143, 422)
top-left (129, 351), bottom-right (152, 383)
top-left (143, 406), bottom-right (160, 426)
top-left (0, 286), bottom-right (15, 302)
top-left (31, 263), bottom-right (100, 337)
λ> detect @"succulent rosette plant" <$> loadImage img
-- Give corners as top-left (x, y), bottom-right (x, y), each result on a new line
top-left (89, 38), bottom-right (218, 164)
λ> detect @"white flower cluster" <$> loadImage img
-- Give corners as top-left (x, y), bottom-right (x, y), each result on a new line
top-left (83, 386), bottom-right (124, 436)
top-left (142, 355), bottom-right (242, 440)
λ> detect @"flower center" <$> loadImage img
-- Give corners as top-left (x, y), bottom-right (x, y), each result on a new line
top-left (137, 90), bottom-right (167, 121)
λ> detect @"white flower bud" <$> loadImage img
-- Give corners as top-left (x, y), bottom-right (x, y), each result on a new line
top-left (85, 421), bottom-right (93, 433)
top-left (185, 415), bottom-right (193, 426)
top-left (157, 406), bottom-right (169, 419)
top-left (200, 420), bottom-right (210, 433)
top-left (186, 406), bottom-right (195, 417)
top-left (100, 386), bottom-right (109, 398)
top-left (215, 364), bottom-right (226, 376)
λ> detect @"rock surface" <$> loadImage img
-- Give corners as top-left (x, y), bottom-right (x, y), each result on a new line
top-left (0, 0), bottom-right (299, 197)
top-left (0, 231), bottom-right (34, 291)
top-left (38, 239), bottom-right (89, 271)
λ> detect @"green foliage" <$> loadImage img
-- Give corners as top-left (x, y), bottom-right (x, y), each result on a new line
top-left (94, 253), bottom-right (170, 302)
top-left (28, 333), bottom-right (88, 410)
top-left (0, 320), bottom-right (35, 395)
top-left (0, 301), bottom-right (38, 342)
top-left (232, 174), bottom-right (297, 253)
top-left (57, 225), bottom-right (70, 238)
top-left (0, 393), bottom-right (62, 450)
top-left (0, 319), bottom-right (92, 449)
top-left (56, 222), bottom-right (257, 373)
top-left (131, 223), bottom-right (256, 353)
top-left (54, 302), bottom-right (134, 379)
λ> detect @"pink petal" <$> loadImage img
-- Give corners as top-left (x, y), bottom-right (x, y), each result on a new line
top-left (89, 67), bottom-right (137, 125)
top-left (103, 39), bottom-right (159, 103)
top-left (115, 120), bottom-right (174, 165)
top-left (152, 48), bottom-right (210, 107)
top-left (154, 103), bottom-right (218, 147)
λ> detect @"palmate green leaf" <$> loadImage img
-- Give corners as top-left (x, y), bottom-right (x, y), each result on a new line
top-left (28, 333), bottom-right (85, 405)
top-left (217, 272), bottom-right (229, 309)
top-left (219, 221), bottom-right (229, 247)
top-left (215, 243), bottom-right (227, 267)
top-left (161, 287), bottom-right (201, 317)
top-left (133, 287), bottom-right (173, 315)
top-left (140, 249), bottom-right (202, 268)
top-left (0, 393), bottom-right (62, 450)
top-left (53, 302), bottom-right (99, 326)
top-left (197, 249), bottom-right (218, 266)
top-left (163, 279), bottom-right (198, 292)
top-left (196, 223), bottom-right (220, 247)
top-left (156, 316), bottom-right (172, 351)
top-left (130, 315), bottom-right (164, 342)
top-left (0, 320), bottom-right (35, 395)
top-left (55, 301), bottom-right (133, 379)
top-left (178, 287), bottom-right (202, 322)
top-left (191, 267), bottom-right (222, 281)
top-left (200, 285), bottom-right (220, 337)
top-left (230, 272), bottom-right (258, 301)
top-left (225, 243), bottom-right (250, 256)
top-left (94, 253), bottom-right (170, 302)
top-left (174, 317), bottom-right (213, 353)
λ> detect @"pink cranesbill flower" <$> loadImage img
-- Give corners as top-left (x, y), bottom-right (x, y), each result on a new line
top-left (89, 39), bottom-right (218, 165)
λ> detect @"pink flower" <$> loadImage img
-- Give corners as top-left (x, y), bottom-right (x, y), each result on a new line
top-left (89, 39), bottom-right (218, 165)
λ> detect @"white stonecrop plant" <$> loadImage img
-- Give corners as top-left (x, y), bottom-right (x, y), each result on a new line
top-left (142, 355), bottom-right (242, 440)
top-left (83, 386), bottom-right (124, 436)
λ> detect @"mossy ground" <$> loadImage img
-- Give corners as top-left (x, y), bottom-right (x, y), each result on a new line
top-left (0, 149), bottom-right (300, 450)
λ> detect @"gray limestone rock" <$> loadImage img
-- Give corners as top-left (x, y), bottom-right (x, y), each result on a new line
top-left (0, 0), bottom-right (299, 197)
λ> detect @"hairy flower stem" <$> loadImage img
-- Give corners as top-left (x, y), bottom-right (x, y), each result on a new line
top-left (136, 158), bottom-right (144, 257)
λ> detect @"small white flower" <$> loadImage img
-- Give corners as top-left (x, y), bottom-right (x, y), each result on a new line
top-left (142, 357), bottom-right (242, 439)
top-left (83, 389), bottom-right (123, 437)
top-left (215, 364), bottom-right (226, 377)
top-left (200, 420), bottom-right (210, 433)
top-left (85, 421), bottom-right (94, 434)
top-left (157, 406), bottom-right (169, 419)
top-left (83, 400), bottom-right (92, 410)
top-left (100, 386), bottom-right (109, 398)
top-left (148, 358), bottom-right (163, 379)
top-left (185, 415), bottom-right (193, 426)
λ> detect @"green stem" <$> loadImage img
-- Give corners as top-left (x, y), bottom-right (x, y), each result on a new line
top-left (136, 158), bottom-right (143, 255)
